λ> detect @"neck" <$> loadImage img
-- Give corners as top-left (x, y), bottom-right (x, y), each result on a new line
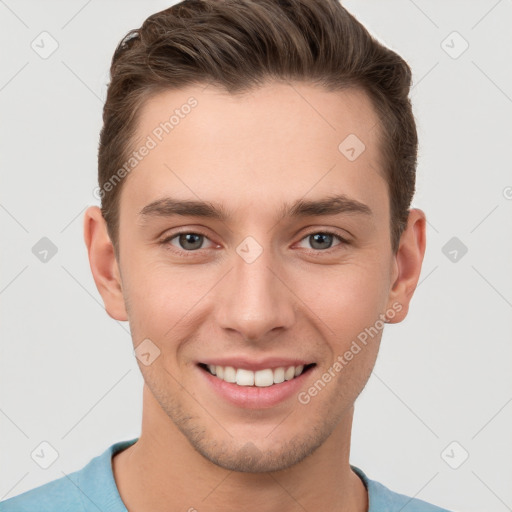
top-left (113, 385), bottom-right (368, 512)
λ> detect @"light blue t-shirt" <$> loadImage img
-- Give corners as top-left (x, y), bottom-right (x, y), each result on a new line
top-left (1, 438), bottom-right (452, 511)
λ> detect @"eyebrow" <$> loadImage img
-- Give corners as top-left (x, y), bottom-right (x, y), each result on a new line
top-left (138, 194), bottom-right (373, 223)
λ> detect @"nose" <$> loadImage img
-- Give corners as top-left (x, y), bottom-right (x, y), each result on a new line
top-left (215, 243), bottom-right (296, 343)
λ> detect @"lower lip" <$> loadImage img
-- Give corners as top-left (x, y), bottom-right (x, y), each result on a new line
top-left (198, 366), bottom-right (314, 409)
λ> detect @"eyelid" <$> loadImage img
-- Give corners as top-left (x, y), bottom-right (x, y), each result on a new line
top-left (295, 224), bottom-right (353, 241)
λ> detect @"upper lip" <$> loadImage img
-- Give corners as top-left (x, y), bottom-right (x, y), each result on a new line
top-left (198, 357), bottom-right (315, 371)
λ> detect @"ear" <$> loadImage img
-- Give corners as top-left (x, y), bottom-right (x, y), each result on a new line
top-left (385, 208), bottom-right (426, 323)
top-left (83, 206), bottom-right (128, 321)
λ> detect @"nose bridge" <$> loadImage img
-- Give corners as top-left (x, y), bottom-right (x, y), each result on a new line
top-left (216, 239), bottom-right (295, 342)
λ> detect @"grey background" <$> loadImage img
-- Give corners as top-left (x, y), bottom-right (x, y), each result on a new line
top-left (1, 1), bottom-right (511, 511)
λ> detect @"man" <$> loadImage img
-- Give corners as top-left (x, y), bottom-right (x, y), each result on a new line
top-left (1, 0), bottom-right (454, 510)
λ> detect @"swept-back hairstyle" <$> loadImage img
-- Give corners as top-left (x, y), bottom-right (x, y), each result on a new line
top-left (98, 0), bottom-right (417, 256)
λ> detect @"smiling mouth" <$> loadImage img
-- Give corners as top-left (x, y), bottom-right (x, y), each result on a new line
top-left (198, 363), bottom-right (316, 387)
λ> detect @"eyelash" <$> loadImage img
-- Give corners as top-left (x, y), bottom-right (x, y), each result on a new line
top-left (159, 229), bottom-right (350, 258)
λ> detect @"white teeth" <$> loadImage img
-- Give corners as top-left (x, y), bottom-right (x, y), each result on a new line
top-left (254, 369), bottom-right (274, 387)
top-left (273, 367), bottom-right (285, 384)
top-left (236, 368), bottom-right (254, 386)
top-left (204, 363), bottom-right (309, 387)
top-left (284, 366), bottom-right (295, 381)
top-left (223, 366), bottom-right (236, 383)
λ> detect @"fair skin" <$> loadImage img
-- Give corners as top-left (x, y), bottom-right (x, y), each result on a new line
top-left (84, 81), bottom-right (426, 512)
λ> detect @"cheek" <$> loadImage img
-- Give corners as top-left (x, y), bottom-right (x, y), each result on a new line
top-left (121, 257), bottom-right (215, 340)
top-left (291, 258), bottom-right (390, 335)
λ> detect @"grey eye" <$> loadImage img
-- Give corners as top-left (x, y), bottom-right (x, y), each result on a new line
top-left (174, 233), bottom-right (205, 251)
top-left (303, 232), bottom-right (340, 250)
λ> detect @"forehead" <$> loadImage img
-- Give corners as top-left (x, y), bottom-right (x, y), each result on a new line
top-left (119, 81), bottom-right (387, 224)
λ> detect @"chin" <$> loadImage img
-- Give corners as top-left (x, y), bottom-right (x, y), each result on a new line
top-left (190, 435), bottom-right (323, 473)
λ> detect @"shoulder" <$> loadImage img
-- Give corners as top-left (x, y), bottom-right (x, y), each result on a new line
top-left (351, 465), bottom-right (454, 512)
top-left (0, 438), bottom-right (137, 512)
top-left (0, 470), bottom-right (85, 512)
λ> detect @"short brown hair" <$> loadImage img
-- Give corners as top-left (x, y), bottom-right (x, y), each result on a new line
top-left (98, 0), bottom-right (417, 256)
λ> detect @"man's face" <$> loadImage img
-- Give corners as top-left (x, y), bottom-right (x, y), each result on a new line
top-left (114, 82), bottom-right (399, 472)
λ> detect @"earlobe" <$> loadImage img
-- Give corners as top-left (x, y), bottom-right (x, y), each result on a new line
top-left (83, 206), bottom-right (128, 322)
top-left (386, 208), bottom-right (426, 324)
